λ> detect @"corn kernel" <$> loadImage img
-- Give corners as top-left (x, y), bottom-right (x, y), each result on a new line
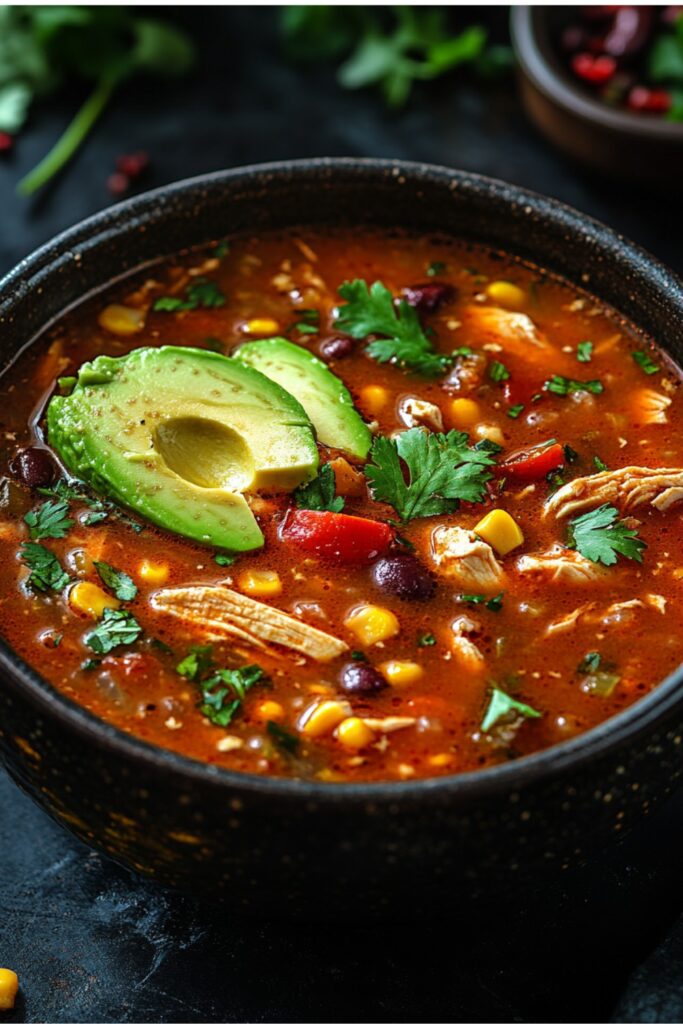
top-left (486, 281), bottom-right (526, 310)
top-left (360, 385), bottom-right (389, 417)
top-left (336, 717), bottom-right (375, 750)
top-left (0, 969), bottom-right (19, 1011)
top-left (255, 699), bottom-right (285, 723)
top-left (138, 559), bottom-right (170, 585)
top-left (243, 317), bottom-right (280, 336)
top-left (345, 604), bottom-right (400, 646)
top-left (473, 423), bottom-right (505, 447)
top-left (239, 569), bottom-right (282, 598)
top-left (98, 304), bottom-right (145, 336)
top-left (474, 508), bottom-right (524, 555)
top-left (299, 699), bottom-right (351, 737)
top-left (380, 660), bottom-right (424, 687)
top-left (68, 581), bottom-right (120, 619)
top-left (429, 752), bottom-right (454, 768)
top-left (449, 398), bottom-right (481, 429)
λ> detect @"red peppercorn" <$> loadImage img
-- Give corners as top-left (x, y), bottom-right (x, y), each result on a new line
top-left (107, 171), bottom-right (130, 196)
top-left (0, 132), bottom-right (13, 154)
top-left (115, 151), bottom-right (149, 179)
top-left (571, 52), bottom-right (617, 84)
top-left (627, 86), bottom-right (672, 113)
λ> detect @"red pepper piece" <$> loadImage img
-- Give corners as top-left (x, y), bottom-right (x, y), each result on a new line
top-left (571, 52), bottom-right (617, 84)
top-left (499, 442), bottom-right (565, 482)
top-left (0, 132), bottom-right (13, 154)
top-left (627, 86), bottom-right (672, 113)
top-left (280, 510), bottom-right (394, 564)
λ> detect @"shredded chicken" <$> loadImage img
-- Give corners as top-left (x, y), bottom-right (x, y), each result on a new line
top-left (544, 465), bottom-right (683, 520)
top-left (462, 305), bottom-right (550, 353)
top-left (634, 388), bottom-right (671, 425)
top-left (544, 605), bottom-right (591, 637)
top-left (431, 526), bottom-right (505, 591)
top-left (398, 396), bottom-right (444, 432)
top-left (451, 615), bottom-right (486, 672)
top-left (544, 594), bottom-right (667, 638)
top-left (150, 586), bottom-right (348, 661)
top-left (362, 716), bottom-right (416, 733)
top-left (516, 545), bottom-right (608, 584)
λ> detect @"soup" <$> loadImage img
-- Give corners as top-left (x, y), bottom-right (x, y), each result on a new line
top-left (1, 229), bottom-right (681, 782)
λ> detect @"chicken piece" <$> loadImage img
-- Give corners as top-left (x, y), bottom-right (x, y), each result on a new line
top-left (443, 349), bottom-right (487, 394)
top-left (451, 615), bottom-right (486, 673)
top-left (150, 586), bottom-right (348, 661)
top-left (544, 465), bottom-right (683, 520)
top-left (516, 546), bottom-right (608, 584)
top-left (398, 397), bottom-right (444, 432)
top-left (431, 526), bottom-right (506, 592)
top-left (544, 605), bottom-right (592, 637)
top-left (362, 716), bottom-right (416, 733)
top-left (461, 305), bottom-right (551, 355)
top-left (634, 388), bottom-right (671, 425)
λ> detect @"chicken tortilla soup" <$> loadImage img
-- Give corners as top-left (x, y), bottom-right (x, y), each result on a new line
top-left (1, 230), bottom-right (681, 782)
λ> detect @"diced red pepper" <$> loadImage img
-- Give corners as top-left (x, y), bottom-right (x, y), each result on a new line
top-left (499, 442), bottom-right (565, 482)
top-left (627, 86), bottom-right (671, 114)
top-left (571, 52), bottom-right (617, 84)
top-left (280, 510), bottom-right (394, 564)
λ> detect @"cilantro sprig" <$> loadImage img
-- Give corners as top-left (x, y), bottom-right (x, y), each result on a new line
top-left (365, 427), bottom-right (496, 521)
top-left (153, 278), bottom-right (225, 313)
top-left (567, 503), bottom-right (646, 566)
top-left (459, 592), bottom-right (504, 612)
top-left (176, 645), bottom-right (266, 727)
top-left (481, 687), bottom-right (541, 732)
top-left (85, 608), bottom-right (142, 654)
top-left (336, 279), bottom-right (451, 377)
top-left (294, 463), bottom-right (344, 512)
top-left (94, 561), bottom-right (138, 601)
top-left (544, 375), bottom-right (604, 396)
top-left (20, 542), bottom-right (70, 593)
top-left (24, 498), bottom-right (73, 540)
top-left (632, 350), bottom-right (659, 376)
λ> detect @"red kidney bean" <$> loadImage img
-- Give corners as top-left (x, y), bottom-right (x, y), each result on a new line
top-left (8, 447), bottom-right (56, 488)
top-left (628, 86), bottom-right (672, 113)
top-left (339, 662), bottom-right (388, 696)
top-left (372, 554), bottom-right (436, 600)
top-left (402, 283), bottom-right (455, 314)
top-left (319, 336), bottom-right (355, 361)
top-left (603, 6), bottom-right (652, 56)
top-left (571, 53), bottom-right (617, 84)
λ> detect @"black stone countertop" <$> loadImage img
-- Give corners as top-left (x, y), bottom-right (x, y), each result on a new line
top-left (1, 8), bottom-right (683, 1023)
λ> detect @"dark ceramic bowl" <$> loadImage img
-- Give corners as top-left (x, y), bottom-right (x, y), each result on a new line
top-left (1, 159), bottom-right (683, 919)
top-left (511, 7), bottom-right (683, 187)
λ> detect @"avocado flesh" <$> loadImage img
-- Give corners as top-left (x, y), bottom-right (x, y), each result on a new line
top-left (235, 338), bottom-right (371, 460)
top-left (47, 346), bottom-right (319, 551)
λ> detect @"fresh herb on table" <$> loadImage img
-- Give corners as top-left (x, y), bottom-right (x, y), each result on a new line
top-left (153, 278), bottom-right (225, 313)
top-left (578, 651), bottom-right (601, 674)
top-left (576, 341), bottom-right (593, 363)
top-left (481, 687), bottom-right (541, 733)
top-left (198, 665), bottom-right (265, 727)
top-left (294, 463), bottom-right (344, 513)
top-left (488, 360), bottom-right (510, 383)
top-left (567, 503), bottom-right (646, 566)
top-left (544, 375), bottom-right (604, 396)
top-left (336, 279), bottom-right (452, 376)
top-left (632, 350), bottom-right (660, 375)
top-left (459, 592), bottom-right (504, 612)
top-left (20, 542), bottom-right (70, 593)
top-left (23, 498), bottom-right (73, 540)
top-left (94, 560), bottom-right (138, 601)
top-left (267, 719), bottom-right (301, 755)
top-left (365, 427), bottom-right (497, 521)
top-left (0, 7), bottom-right (194, 196)
top-left (417, 632), bottom-right (436, 647)
top-left (85, 608), bottom-right (142, 654)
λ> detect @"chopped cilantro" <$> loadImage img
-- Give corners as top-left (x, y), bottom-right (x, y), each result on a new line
top-left (488, 360), bottom-right (510, 383)
top-left (24, 498), bottom-right (73, 540)
top-left (198, 665), bottom-right (264, 727)
top-left (176, 644), bottom-right (215, 682)
top-left (350, 650), bottom-right (368, 661)
top-left (459, 592), bottom-right (504, 612)
top-left (426, 261), bottom-right (447, 277)
top-left (417, 632), bottom-right (436, 647)
top-left (365, 428), bottom-right (497, 521)
top-left (294, 463), bottom-right (344, 512)
top-left (594, 455), bottom-right (608, 472)
top-left (85, 608), bottom-right (142, 654)
top-left (294, 308), bottom-right (320, 335)
top-left (80, 658), bottom-right (101, 672)
top-left (578, 651), bottom-right (601, 674)
top-left (507, 403), bottom-right (524, 419)
top-left (544, 375), bottom-right (604, 396)
top-left (267, 720), bottom-right (300, 755)
top-left (567, 503), bottom-right (646, 566)
top-left (632, 350), bottom-right (659, 375)
top-left (546, 470), bottom-right (565, 495)
top-left (153, 278), bottom-right (225, 312)
top-left (564, 444), bottom-right (579, 464)
top-left (215, 553), bottom-right (236, 567)
top-left (83, 510), bottom-right (108, 527)
top-left (20, 542), bottom-right (70, 593)
top-left (481, 687), bottom-right (541, 732)
top-left (213, 240), bottom-right (230, 259)
top-left (336, 279), bottom-right (451, 376)
top-left (577, 341), bottom-right (593, 363)
top-left (94, 561), bottom-right (137, 601)
top-left (452, 346), bottom-right (474, 358)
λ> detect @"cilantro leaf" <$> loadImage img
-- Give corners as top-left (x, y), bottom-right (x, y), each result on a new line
top-left (459, 592), bottom-right (504, 612)
top-left (199, 665), bottom-right (264, 727)
top-left (489, 360), bottom-right (510, 383)
top-left (85, 608), bottom-right (142, 654)
top-left (365, 428), bottom-right (496, 521)
top-left (545, 375), bottom-right (604, 396)
top-left (215, 553), bottom-right (236, 567)
top-left (336, 279), bottom-right (451, 376)
top-left (417, 632), bottom-right (436, 647)
top-left (24, 498), bottom-right (73, 540)
top-left (594, 456), bottom-right (608, 472)
top-left (294, 463), bottom-right (344, 512)
top-left (176, 644), bottom-right (215, 681)
top-left (94, 560), bottom-right (138, 601)
top-left (578, 651), bottom-right (601, 674)
top-left (577, 341), bottom-right (593, 363)
top-left (20, 542), bottom-right (70, 593)
top-left (153, 278), bottom-right (225, 312)
top-left (632, 350), bottom-right (659, 376)
top-left (507, 403), bottom-right (524, 419)
top-left (267, 720), bottom-right (301, 755)
top-left (567, 503), bottom-right (646, 566)
top-left (481, 687), bottom-right (541, 732)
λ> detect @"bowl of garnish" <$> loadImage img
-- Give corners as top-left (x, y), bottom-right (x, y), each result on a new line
top-left (511, 6), bottom-right (683, 185)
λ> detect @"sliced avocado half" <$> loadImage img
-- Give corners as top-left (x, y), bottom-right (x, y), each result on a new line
top-left (235, 337), bottom-right (371, 460)
top-left (47, 346), bottom-right (318, 551)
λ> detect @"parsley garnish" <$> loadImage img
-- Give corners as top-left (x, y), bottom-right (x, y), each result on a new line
top-left (578, 652), bottom-right (601, 674)
top-left (507, 403), bottom-right (524, 419)
top-left (417, 632), bottom-right (436, 647)
top-left (577, 341), bottom-right (593, 363)
top-left (177, 644), bottom-right (215, 681)
top-left (567, 503), bottom-right (646, 566)
top-left (24, 498), bottom-right (73, 540)
top-left (544, 375), bottom-right (604, 396)
top-left (294, 463), bottom-right (344, 512)
top-left (267, 720), bottom-right (300, 755)
top-left (85, 608), bottom-right (142, 654)
top-left (20, 542), bottom-right (70, 593)
top-left (365, 428), bottom-right (496, 521)
top-left (489, 360), bottom-right (510, 383)
top-left (459, 592), bottom-right (504, 612)
top-left (198, 666), bottom-right (264, 727)
top-left (426, 261), bottom-right (447, 277)
top-left (481, 687), bottom-right (541, 732)
top-left (215, 553), bottom-right (236, 567)
top-left (336, 279), bottom-right (451, 376)
top-left (153, 278), bottom-right (225, 312)
top-left (632, 350), bottom-right (659, 375)
top-left (94, 561), bottom-right (137, 601)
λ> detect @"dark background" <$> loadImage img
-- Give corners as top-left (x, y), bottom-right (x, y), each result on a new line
top-left (1, 8), bottom-right (683, 1023)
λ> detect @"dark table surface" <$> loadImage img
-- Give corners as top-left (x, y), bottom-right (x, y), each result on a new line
top-left (1, 8), bottom-right (683, 1023)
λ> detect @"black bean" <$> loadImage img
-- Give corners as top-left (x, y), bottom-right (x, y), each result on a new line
top-left (372, 554), bottom-right (436, 600)
top-left (339, 662), bottom-right (388, 696)
top-left (8, 447), bottom-right (56, 488)
top-left (319, 336), bottom-right (355, 361)
top-left (402, 283), bottom-right (455, 315)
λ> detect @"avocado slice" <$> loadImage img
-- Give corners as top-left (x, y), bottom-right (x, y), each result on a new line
top-left (47, 346), bottom-right (318, 551)
top-left (235, 338), bottom-right (371, 460)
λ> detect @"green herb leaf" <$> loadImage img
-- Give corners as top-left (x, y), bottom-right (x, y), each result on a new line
top-left (489, 360), bottom-right (510, 383)
top-left (544, 375), bottom-right (604, 396)
top-left (459, 592), bottom-right (504, 612)
top-left (578, 651), bottom-right (601, 674)
top-left (267, 719), bottom-right (301, 755)
top-left (564, 444), bottom-right (579, 464)
top-left (293, 308), bottom-right (320, 335)
top-left (577, 341), bottom-right (593, 363)
top-left (24, 498), bottom-right (73, 540)
top-left (176, 644), bottom-right (215, 681)
top-left (20, 542), bottom-right (70, 593)
top-left (85, 608), bottom-right (142, 654)
top-left (350, 650), bottom-right (368, 661)
top-left (153, 278), bottom-right (225, 312)
top-left (567, 503), bottom-right (646, 566)
top-left (294, 463), bottom-right (344, 512)
top-left (417, 632), bottom-right (436, 647)
top-left (507, 403), bottom-right (524, 419)
top-left (426, 261), bottom-right (447, 277)
top-left (632, 350), bottom-right (659, 376)
top-left (481, 687), bottom-right (541, 732)
top-left (365, 427), bottom-right (496, 521)
top-left (215, 553), bottom-right (236, 567)
top-left (199, 665), bottom-right (264, 727)
top-left (94, 560), bottom-right (137, 601)
top-left (594, 456), bottom-right (608, 472)
top-left (336, 279), bottom-right (451, 376)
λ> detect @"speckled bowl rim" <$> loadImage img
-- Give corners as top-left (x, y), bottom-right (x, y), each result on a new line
top-left (510, 6), bottom-right (683, 141)
top-left (1, 156), bottom-right (683, 805)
